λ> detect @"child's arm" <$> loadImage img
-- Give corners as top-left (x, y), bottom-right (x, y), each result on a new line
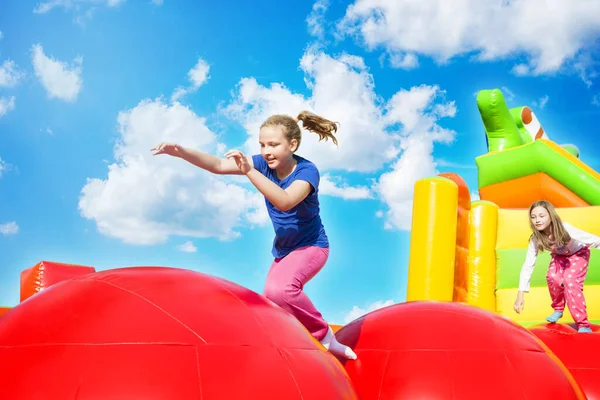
top-left (181, 147), bottom-right (254, 175)
top-left (151, 143), bottom-right (253, 175)
top-left (225, 149), bottom-right (312, 211)
top-left (245, 169), bottom-right (311, 211)
top-left (515, 238), bottom-right (538, 313)
top-left (564, 222), bottom-right (600, 248)
top-left (518, 237), bottom-right (538, 293)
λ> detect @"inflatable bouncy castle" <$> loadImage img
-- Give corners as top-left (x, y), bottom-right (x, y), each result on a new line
top-left (0, 89), bottom-right (598, 399)
top-left (407, 88), bottom-right (600, 398)
top-left (407, 89), bottom-right (600, 326)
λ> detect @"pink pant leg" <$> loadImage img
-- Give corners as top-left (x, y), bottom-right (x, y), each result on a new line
top-left (263, 246), bottom-right (330, 341)
top-left (546, 256), bottom-right (567, 312)
top-left (563, 247), bottom-right (591, 329)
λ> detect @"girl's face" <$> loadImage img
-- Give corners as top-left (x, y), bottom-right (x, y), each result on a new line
top-left (530, 206), bottom-right (551, 232)
top-left (259, 126), bottom-right (297, 170)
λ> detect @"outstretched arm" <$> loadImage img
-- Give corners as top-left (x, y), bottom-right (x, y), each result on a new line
top-left (225, 149), bottom-right (312, 211)
top-left (151, 143), bottom-right (252, 175)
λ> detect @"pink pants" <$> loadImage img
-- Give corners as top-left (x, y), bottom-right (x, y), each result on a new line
top-left (263, 245), bottom-right (330, 341)
top-left (546, 246), bottom-right (590, 328)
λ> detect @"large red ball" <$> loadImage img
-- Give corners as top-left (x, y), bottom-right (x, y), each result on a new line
top-left (530, 323), bottom-right (600, 400)
top-left (335, 301), bottom-right (585, 400)
top-left (0, 267), bottom-right (357, 399)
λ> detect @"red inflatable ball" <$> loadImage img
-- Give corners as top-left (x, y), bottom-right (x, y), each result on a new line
top-left (335, 301), bottom-right (585, 400)
top-left (530, 323), bottom-right (600, 400)
top-left (0, 267), bottom-right (357, 400)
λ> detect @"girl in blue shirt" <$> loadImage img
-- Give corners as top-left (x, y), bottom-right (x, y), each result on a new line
top-left (152, 111), bottom-right (357, 359)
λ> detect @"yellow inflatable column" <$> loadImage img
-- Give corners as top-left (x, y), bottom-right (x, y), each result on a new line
top-left (466, 200), bottom-right (498, 312)
top-left (407, 177), bottom-right (458, 301)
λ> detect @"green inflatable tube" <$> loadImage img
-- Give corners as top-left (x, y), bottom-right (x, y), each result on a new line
top-left (476, 140), bottom-right (600, 204)
top-left (476, 89), bottom-right (523, 152)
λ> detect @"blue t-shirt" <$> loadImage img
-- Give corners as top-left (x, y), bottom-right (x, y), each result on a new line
top-left (252, 154), bottom-right (329, 258)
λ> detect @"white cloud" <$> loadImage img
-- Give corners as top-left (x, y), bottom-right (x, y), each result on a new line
top-left (501, 86), bottom-right (515, 102)
top-left (343, 299), bottom-right (394, 323)
top-left (337, 0), bottom-right (600, 79)
top-left (78, 98), bottom-right (268, 245)
top-left (178, 240), bottom-right (197, 253)
top-left (307, 0), bottom-right (329, 39)
top-left (0, 157), bottom-right (13, 177)
top-left (383, 51), bottom-right (419, 70)
top-left (223, 49), bottom-right (396, 172)
top-left (0, 222), bottom-right (19, 236)
top-left (188, 59), bottom-right (210, 88)
top-left (390, 52), bottom-right (419, 69)
top-left (223, 49), bottom-right (456, 231)
top-left (33, 0), bottom-right (144, 25)
top-left (573, 52), bottom-right (597, 87)
top-left (320, 175), bottom-right (372, 199)
top-left (471, 190), bottom-right (480, 201)
top-left (0, 31), bottom-right (3, 40)
top-left (376, 136), bottom-right (437, 230)
top-left (384, 84), bottom-right (456, 138)
top-left (0, 96), bottom-right (16, 118)
top-left (0, 60), bottom-right (24, 88)
top-left (593, 94), bottom-right (600, 107)
top-left (33, 0), bottom-right (125, 15)
top-left (534, 95), bottom-right (549, 110)
top-left (493, 87), bottom-right (548, 111)
top-left (375, 85), bottom-right (456, 230)
top-left (31, 44), bottom-right (83, 102)
top-left (512, 64), bottom-right (532, 76)
top-left (171, 58), bottom-right (210, 102)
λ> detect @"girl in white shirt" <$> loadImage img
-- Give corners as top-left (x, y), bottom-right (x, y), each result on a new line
top-left (513, 200), bottom-right (600, 333)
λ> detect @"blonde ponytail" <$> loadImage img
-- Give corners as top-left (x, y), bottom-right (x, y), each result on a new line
top-left (296, 111), bottom-right (339, 146)
top-left (260, 111), bottom-right (339, 152)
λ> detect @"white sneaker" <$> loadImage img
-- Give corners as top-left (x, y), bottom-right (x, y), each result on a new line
top-left (320, 327), bottom-right (357, 360)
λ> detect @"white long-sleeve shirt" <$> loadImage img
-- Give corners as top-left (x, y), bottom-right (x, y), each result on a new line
top-left (518, 222), bottom-right (600, 292)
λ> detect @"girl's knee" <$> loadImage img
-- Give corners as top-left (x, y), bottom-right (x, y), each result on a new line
top-left (264, 285), bottom-right (285, 306)
top-left (546, 275), bottom-right (561, 287)
top-left (264, 283), bottom-right (299, 306)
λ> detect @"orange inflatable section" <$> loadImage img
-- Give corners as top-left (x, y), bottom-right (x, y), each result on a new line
top-left (0, 308), bottom-right (11, 317)
top-left (20, 261), bottom-right (96, 302)
top-left (438, 172), bottom-right (471, 302)
top-left (479, 172), bottom-right (589, 208)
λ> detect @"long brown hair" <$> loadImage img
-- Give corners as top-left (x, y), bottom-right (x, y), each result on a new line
top-left (529, 200), bottom-right (571, 252)
top-left (260, 111), bottom-right (339, 151)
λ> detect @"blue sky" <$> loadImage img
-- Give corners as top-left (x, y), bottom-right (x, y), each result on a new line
top-left (1, 0), bottom-right (600, 324)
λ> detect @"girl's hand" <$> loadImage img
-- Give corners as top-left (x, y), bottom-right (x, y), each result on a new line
top-left (513, 294), bottom-right (525, 314)
top-left (151, 142), bottom-right (182, 157)
top-left (224, 149), bottom-right (252, 174)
